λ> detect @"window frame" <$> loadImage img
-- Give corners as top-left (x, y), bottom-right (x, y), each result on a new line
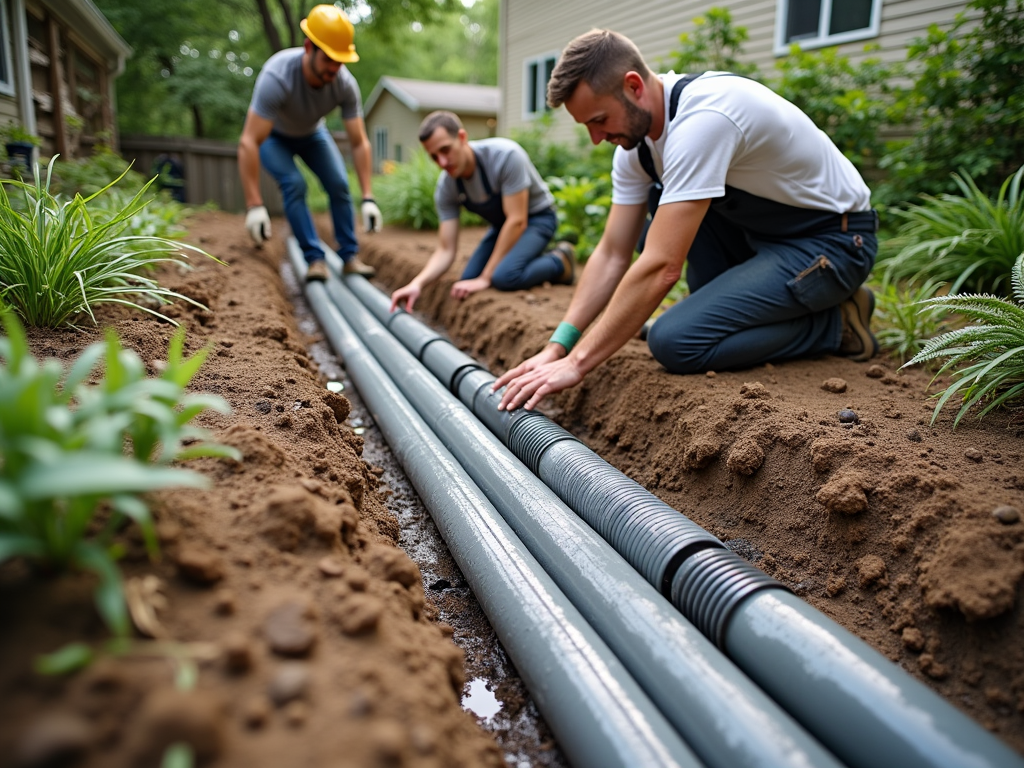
top-left (522, 50), bottom-right (559, 121)
top-left (373, 125), bottom-right (388, 173)
top-left (773, 0), bottom-right (882, 56)
top-left (0, 0), bottom-right (16, 98)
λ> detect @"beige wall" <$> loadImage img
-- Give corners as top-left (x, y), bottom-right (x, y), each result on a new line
top-left (500, 0), bottom-right (967, 143)
top-left (365, 89), bottom-right (497, 172)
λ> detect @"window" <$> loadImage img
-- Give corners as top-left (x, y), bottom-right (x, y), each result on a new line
top-left (373, 126), bottom-right (388, 173)
top-left (0, 0), bottom-right (15, 97)
top-left (774, 0), bottom-right (880, 55)
top-left (523, 52), bottom-right (558, 119)
top-left (394, 144), bottom-right (402, 163)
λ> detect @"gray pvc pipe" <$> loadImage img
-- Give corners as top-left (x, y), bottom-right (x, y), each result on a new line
top-left (289, 246), bottom-right (703, 768)
top-left (339, 267), bottom-right (1024, 768)
top-left (323, 271), bottom-right (843, 768)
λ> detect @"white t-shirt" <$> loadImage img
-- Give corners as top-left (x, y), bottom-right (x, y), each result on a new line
top-left (611, 72), bottom-right (871, 214)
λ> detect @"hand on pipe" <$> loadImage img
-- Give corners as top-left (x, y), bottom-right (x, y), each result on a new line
top-left (497, 356), bottom-right (583, 411)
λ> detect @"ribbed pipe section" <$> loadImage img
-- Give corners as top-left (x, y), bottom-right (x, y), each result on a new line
top-left (290, 246), bottom-right (703, 768)
top-left (321, 264), bottom-right (845, 768)
top-left (337, 269), bottom-right (1024, 768)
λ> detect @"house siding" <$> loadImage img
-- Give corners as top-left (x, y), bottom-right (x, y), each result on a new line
top-left (501, 0), bottom-right (967, 143)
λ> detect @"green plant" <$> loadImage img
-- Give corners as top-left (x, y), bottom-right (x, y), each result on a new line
top-left (904, 253), bottom-right (1024, 426)
top-left (878, 0), bottom-right (1024, 202)
top-left (374, 150), bottom-right (442, 230)
top-left (878, 165), bottom-right (1024, 296)
top-left (0, 311), bottom-right (239, 635)
top-left (547, 176), bottom-right (610, 260)
top-left (661, 7), bottom-right (759, 78)
top-left (0, 122), bottom-right (42, 147)
top-left (0, 157), bottom-right (218, 328)
top-left (873, 277), bottom-right (949, 363)
top-left (773, 45), bottom-right (902, 171)
top-left (49, 144), bottom-right (148, 198)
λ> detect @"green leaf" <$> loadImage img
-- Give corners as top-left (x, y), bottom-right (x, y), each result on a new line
top-left (34, 642), bottom-right (94, 675)
top-left (18, 454), bottom-right (209, 499)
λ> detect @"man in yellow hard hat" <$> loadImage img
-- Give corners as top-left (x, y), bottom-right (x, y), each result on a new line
top-left (238, 4), bottom-right (381, 282)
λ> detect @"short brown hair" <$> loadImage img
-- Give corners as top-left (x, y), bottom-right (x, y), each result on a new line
top-left (418, 111), bottom-right (463, 142)
top-left (547, 29), bottom-right (652, 108)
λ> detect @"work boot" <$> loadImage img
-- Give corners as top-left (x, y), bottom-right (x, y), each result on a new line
top-left (305, 259), bottom-right (330, 283)
top-left (553, 241), bottom-right (576, 285)
top-left (342, 257), bottom-right (376, 277)
top-left (838, 286), bottom-right (878, 362)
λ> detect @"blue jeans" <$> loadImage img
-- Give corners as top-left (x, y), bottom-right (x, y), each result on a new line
top-left (460, 209), bottom-right (562, 290)
top-left (259, 126), bottom-right (358, 264)
top-left (646, 209), bottom-right (876, 374)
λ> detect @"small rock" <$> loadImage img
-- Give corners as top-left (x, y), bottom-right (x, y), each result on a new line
top-left (242, 696), bottom-right (271, 730)
top-left (284, 700), bottom-right (308, 728)
top-left (822, 377), bottom-right (848, 393)
top-left (993, 505), bottom-right (1020, 524)
top-left (838, 409), bottom-right (859, 424)
top-left (902, 627), bottom-right (925, 652)
top-left (865, 364), bottom-right (887, 379)
top-left (221, 633), bottom-right (254, 673)
top-left (16, 712), bottom-right (92, 768)
top-left (825, 576), bottom-right (847, 597)
top-left (906, 429), bottom-right (922, 443)
top-left (268, 662), bottom-right (310, 706)
top-left (706, 370), bottom-right (716, 378)
top-left (318, 556), bottom-right (344, 577)
top-left (213, 588), bottom-right (236, 616)
top-left (856, 554), bottom-right (888, 587)
top-left (264, 601), bottom-right (317, 657)
top-left (175, 546), bottom-right (225, 585)
top-left (964, 447), bottom-right (984, 463)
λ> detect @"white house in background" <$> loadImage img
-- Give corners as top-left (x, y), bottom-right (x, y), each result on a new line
top-left (0, 0), bottom-right (130, 157)
top-left (363, 76), bottom-right (500, 172)
top-left (498, 0), bottom-right (970, 142)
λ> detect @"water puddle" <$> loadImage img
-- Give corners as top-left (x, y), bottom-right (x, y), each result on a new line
top-left (462, 678), bottom-right (502, 721)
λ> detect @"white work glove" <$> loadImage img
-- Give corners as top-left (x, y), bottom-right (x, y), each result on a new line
top-left (361, 197), bottom-right (383, 233)
top-left (245, 205), bottom-right (271, 244)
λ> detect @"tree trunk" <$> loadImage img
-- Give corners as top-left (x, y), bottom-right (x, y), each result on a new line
top-left (192, 103), bottom-right (205, 138)
top-left (254, 0), bottom-right (283, 52)
top-left (277, 0), bottom-right (297, 48)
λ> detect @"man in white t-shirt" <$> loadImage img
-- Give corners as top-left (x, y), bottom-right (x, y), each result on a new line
top-left (238, 5), bottom-right (381, 282)
top-left (497, 29), bottom-right (878, 412)
top-left (390, 111), bottom-right (575, 312)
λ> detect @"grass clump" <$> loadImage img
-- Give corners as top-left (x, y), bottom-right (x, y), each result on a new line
top-left (0, 157), bottom-right (217, 328)
top-left (873, 278), bottom-right (950, 364)
top-left (0, 311), bottom-right (240, 637)
top-left (904, 253), bottom-right (1024, 427)
top-left (878, 165), bottom-right (1024, 296)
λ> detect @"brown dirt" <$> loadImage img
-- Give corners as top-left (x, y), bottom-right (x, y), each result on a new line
top-left (2, 208), bottom-right (1022, 765)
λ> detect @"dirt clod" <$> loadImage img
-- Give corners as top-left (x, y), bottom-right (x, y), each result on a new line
top-left (837, 408), bottom-right (859, 424)
top-left (822, 377), bottom-right (848, 393)
top-left (174, 545), bottom-right (226, 585)
top-left (264, 600), bottom-right (318, 657)
top-left (268, 662), bottom-right (311, 707)
top-left (123, 689), bottom-right (224, 768)
top-left (16, 712), bottom-right (92, 768)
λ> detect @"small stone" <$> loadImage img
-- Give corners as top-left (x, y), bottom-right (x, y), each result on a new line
top-left (175, 546), bottom-right (225, 585)
top-left (268, 662), bottom-right (310, 706)
top-left (221, 633), bottom-right (253, 673)
top-left (964, 447), bottom-right (984, 462)
top-left (705, 370), bottom-right (717, 378)
top-left (822, 377), bottom-right (848, 393)
top-left (16, 712), bottom-right (92, 768)
top-left (838, 409), bottom-right (859, 424)
top-left (243, 696), bottom-right (271, 729)
top-left (902, 627), bottom-right (925, 652)
top-left (993, 505), bottom-right (1020, 524)
top-left (284, 701), bottom-right (308, 728)
top-left (264, 601), bottom-right (317, 657)
top-left (213, 589), bottom-right (236, 616)
top-left (318, 556), bottom-right (344, 577)
top-left (906, 429), bottom-right (922, 443)
top-left (865, 364), bottom-right (886, 379)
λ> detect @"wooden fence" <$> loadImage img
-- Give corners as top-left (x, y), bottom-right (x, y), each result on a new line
top-left (119, 133), bottom-right (352, 215)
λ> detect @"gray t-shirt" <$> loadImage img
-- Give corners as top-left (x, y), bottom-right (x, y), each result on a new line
top-left (435, 138), bottom-right (556, 222)
top-left (249, 48), bottom-right (362, 137)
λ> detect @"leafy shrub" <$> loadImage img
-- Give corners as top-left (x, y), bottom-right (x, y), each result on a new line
top-left (904, 253), bottom-right (1024, 426)
top-left (878, 0), bottom-right (1024, 202)
top-left (873, 278), bottom-right (950, 364)
top-left (877, 165), bottom-right (1024, 296)
top-left (661, 7), bottom-right (759, 78)
top-left (49, 144), bottom-right (150, 198)
top-left (375, 150), bottom-right (444, 230)
top-left (0, 311), bottom-right (239, 635)
top-left (547, 176), bottom-right (610, 260)
top-left (0, 158), bottom-right (217, 327)
top-left (773, 45), bottom-right (902, 170)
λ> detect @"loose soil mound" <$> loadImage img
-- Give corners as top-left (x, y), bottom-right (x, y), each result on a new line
top-left (0, 211), bottom-right (504, 768)
top-left (360, 223), bottom-right (1024, 754)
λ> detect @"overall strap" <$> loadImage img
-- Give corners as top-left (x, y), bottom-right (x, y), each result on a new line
top-left (456, 150), bottom-right (493, 202)
top-left (636, 72), bottom-right (704, 186)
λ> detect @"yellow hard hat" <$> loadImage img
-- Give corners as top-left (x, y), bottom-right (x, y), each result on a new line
top-left (300, 5), bottom-right (359, 63)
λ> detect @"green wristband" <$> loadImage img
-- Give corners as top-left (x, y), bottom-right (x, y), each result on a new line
top-left (549, 321), bottom-right (582, 352)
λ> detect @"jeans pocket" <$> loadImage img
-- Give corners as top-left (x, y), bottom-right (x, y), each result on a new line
top-left (787, 255), bottom-right (851, 313)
